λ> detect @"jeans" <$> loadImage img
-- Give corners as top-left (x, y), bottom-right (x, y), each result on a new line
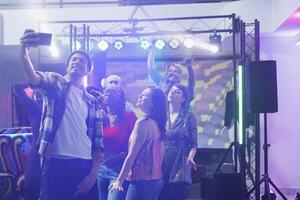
top-left (39, 158), bottom-right (98, 200)
top-left (126, 178), bottom-right (163, 200)
top-left (97, 164), bottom-right (128, 200)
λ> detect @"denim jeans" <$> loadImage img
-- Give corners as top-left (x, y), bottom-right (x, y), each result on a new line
top-left (126, 178), bottom-right (163, 200)
top-left (39, 158), bottom-right (98, 200)
top-left (97, 164), bottom-right (128, 200)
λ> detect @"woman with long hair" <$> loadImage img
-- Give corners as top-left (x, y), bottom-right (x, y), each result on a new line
top-left (159, 84), bottom-right (198, 200)
top-left (110, 86), bottom-right (167, 200)
top-left (97, 87), bottom-right (137, 200)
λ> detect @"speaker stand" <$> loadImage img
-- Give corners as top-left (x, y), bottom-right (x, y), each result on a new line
top-left (215, 140), bottom-right (239, 173)
top-left (245, 113), bottom-right (287, 200)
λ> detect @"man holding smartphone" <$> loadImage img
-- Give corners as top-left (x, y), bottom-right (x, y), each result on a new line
top-left (20, 29), bottom-right (103, 200)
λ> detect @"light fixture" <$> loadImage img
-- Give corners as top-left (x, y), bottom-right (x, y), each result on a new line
top-left (50, 38), bottom-right (62, 57)
top-left (98, 39), bottom-right (109, 51)
top-left (183, 38), bottom-right (194, 49)
top-left (209, 32), bottom-right (222, 52)
top-left (113, 40), bottom-right (124, 50)
top-left (50, 45), bottom-right (60, 57)
top-left (169, 38), bottom-right (180, 49)
top-left (154, 39), bottom-right (166, 50)
top-left (72, 40), bottom-right (82, 50)
top-left (140, 39), bottom-right (151, 50)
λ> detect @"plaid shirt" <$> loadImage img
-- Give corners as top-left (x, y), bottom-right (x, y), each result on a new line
top-left (34, 71), bottom-right (104, 157)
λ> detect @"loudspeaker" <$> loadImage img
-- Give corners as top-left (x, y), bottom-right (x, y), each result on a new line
top-left (246, 60), bottom-right (278, 113)
top-left (201, 173), bottom-right (243, 200)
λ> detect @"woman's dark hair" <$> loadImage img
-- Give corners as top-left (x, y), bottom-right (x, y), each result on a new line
top-left (147, 86), bottom-right (167, 138)
top-left (67, 50), bottom-right (92, 73)
top-left (172, 83), bottom-right (190, 110)
top-left (105, 88), bottom-right (126, 124)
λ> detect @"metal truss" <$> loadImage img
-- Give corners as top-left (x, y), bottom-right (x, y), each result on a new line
top-left (241, 19), bottom-right (260, 200)
top-left (40, 14), bottom-right (235, 53)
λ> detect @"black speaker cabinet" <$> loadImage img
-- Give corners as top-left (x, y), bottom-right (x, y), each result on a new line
top-left (246, 60), bottom-right (278, 113)
top-left (201, 173), bottom-right (243, 200)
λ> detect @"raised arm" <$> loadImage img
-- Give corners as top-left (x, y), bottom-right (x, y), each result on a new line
top-left (20, 30), bottom-right (41, 86)
top-left (184, 58), bottom-right (195, 102)
top-left (147, 44), bottom-right (162, 86)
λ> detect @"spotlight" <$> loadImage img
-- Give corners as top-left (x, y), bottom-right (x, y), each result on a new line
top-left (197, 41), bottom-right (219, 53)
top-left (183, 38), bottom-right (194, 49)
top-left (50, 39), bottom-right (62, 57)
top-left (140, 39), bottom-right (151, 50)
top-left (50, 45), bottom-right (60, 57)
top-left (209, 32), bottom-right (222, 51)
top-left (169, 38), bottom-right (180, 49)
top-left (72, 40), bottom-right (82, 50)
top-left (98, 40), bottom-right (109, 51)
top-left (154, 39), bottom-right (166, 50)
top-left (113, 40), bottom-right (124, 50)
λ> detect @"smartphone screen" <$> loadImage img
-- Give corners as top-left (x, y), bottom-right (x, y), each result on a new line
top-left (37, 33), bottom-right (52, 46)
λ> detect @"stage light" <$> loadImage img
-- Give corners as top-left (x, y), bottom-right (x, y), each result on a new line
top-left (197, 41), bottom-right (219, 53)
top-left (113, 40), bottom-right (124, 50)
top-left (50, 45), bottom-right (60, 57)
top-left (71, 40), bottom-right (82, 50)
top-left (209, 32), bottom-right (222, 51)
top-left (155, 39), bottom-right (166, 50)
top-left (140, 39), bottom-right (151, 50)
top-left (183, 38), bottom-right (194, 49)
top-left (169, 38), bottom-right (180, 49)
top-left (98, 40), bottom-right (109, 51)
top-left (50, 39), bottom-right (61, 57)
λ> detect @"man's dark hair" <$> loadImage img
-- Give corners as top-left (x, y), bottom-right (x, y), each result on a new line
top-left (66, 50), bottom-right (92, 73)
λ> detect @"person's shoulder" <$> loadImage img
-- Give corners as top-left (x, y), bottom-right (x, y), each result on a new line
top-left (37, 71), bottom-right (65, 83)
top-left (135, 116), bottom-right (152, 127)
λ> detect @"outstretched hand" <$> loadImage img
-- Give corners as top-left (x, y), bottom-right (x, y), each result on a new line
top-left (109, 180), bottom-right (124, 192)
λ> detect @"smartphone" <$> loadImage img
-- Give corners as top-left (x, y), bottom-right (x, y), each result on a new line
top-left (35, 33), bottom-right (52, 46)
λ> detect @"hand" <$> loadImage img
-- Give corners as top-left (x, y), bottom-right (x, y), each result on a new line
top-left (182, 56), bottom-right (194, 66)
top-left (74, 173), bottom-right (96, 197)
top-left (109, 180), bottom-right (124, 192)
top-left (186, 156), bottom-right (197, 170)
top-left (20, 29), bottom-right (39, 48)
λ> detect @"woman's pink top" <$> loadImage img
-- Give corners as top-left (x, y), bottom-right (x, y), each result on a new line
top-left (128, 136), bottom-right (163, 181)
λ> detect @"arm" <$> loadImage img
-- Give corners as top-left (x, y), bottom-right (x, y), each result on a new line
top-left (110, 119), bottom-right (148, 190)
top-left (185, 59), bottom-right (195, 102)
top-left (186, 113), bottom-right (198, 170)
top-left (20, 30), bottom-right (41, 86)
top-left (147, 45), bottom-right (162, 86)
